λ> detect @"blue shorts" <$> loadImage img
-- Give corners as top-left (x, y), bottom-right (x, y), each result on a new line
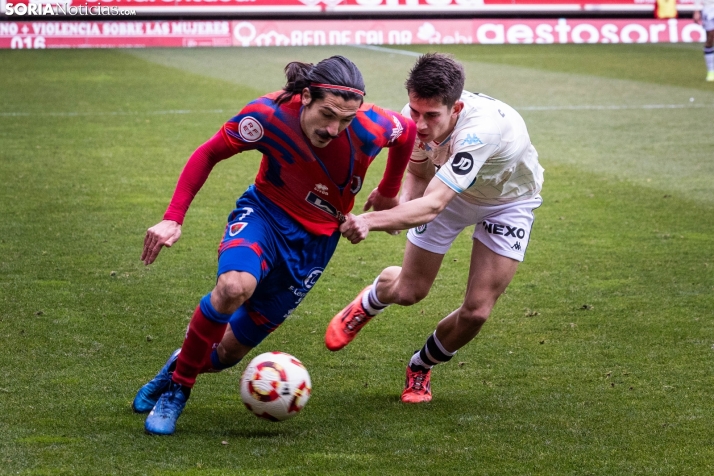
top-left (217, 186), bottom-right (339, 348)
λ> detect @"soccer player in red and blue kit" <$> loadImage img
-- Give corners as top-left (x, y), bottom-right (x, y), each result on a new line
top-left (132, 56), bottom-right (416, 435)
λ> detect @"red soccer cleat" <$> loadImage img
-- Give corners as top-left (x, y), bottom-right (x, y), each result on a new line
top-left (401, 366), bottom-right (432, 404)
top-left (325, 286), bottom-right (375, 351)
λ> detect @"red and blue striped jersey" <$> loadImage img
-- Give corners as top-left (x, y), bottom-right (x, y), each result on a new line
top-left (220, 91), bottom-right (414, 236)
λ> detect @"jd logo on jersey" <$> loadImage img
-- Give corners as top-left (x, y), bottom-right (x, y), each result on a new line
top-left (451, 152), bottom-right (474, 175)
top-left (482, 220), bottom-right (526, 239)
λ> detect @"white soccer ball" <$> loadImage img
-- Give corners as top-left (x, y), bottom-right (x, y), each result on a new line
top-left (240, 351), bottom-right (312, 422)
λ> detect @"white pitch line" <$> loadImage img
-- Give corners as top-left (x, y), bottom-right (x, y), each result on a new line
top-left (517, 103), bottom-right (714, 111)
top-left (0, 109), bottom-right (227, 117)
top-left (2, 103), bottom-right (711, 118)
top-left (352, 44), bottom-right (422, 57)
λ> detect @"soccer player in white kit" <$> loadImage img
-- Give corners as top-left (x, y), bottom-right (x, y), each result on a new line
top-left (325, 53), bottom-right (545, 403)
top-left (694, 0), bottom-right (714, 81)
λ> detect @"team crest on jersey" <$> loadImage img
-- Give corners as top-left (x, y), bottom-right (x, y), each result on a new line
top-left (350, 175), bottom-right (363, 194)
top-left (238, 116), bottom-right (264, 143)
top-left (229, 222), bottom-right (249, 236)
top-left (303, 268), bottom-right (324, 290)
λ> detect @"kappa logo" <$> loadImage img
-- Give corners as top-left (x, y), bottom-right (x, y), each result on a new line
top-left (482, 221), bottom-right (526, 239)
top-left (460, 134), bottom-right (483, 146)
top-left (238, 116), bottom-right (264, 143)
top-left (511, 241), bottom-right (522, 251)
top-left (390, 116), bottom-right (404, 143)
top-left (314, 183), bottom-right (329, 195)
top-left (451, 152), bottom-right (474, 175)
top-left (229, 222), bottom-right (248, 236)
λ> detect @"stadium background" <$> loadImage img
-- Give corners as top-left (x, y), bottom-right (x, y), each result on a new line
top-left (0, 0), bottom-right (708, 48)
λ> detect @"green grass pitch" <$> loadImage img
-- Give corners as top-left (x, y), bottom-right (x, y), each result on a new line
top-left (1, 43), bottom-right (713, 474)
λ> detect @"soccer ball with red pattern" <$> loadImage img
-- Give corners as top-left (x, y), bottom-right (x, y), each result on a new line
top-left (240, 351), bottom-right (312, 422)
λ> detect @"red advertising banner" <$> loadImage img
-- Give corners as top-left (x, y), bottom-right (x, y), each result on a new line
top-left (0, 18), bottom-right (706, 49)
top-left (231, 18), bottom-right (707, 46)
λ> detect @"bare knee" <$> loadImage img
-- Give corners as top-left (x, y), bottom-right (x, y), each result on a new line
top-left (213, 271), bottom-right (257, 314)
top-left (378, 266), bottom-right (431, 306)
top-left (457, 305), bottom-right (491, 331)
top-left (394, 285), bottom-right (430, 306)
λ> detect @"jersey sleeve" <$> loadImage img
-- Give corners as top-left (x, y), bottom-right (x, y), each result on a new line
top-left (220, 98), bottom-right (274, 153)
top-left (435, 126), bottom-right (500, 194)
top-left (358, 104), bottom-right (416, 198)
top-left (379, 109), bottom-right (416, 197)
top-left (163, 130), bottom-right (236, 224)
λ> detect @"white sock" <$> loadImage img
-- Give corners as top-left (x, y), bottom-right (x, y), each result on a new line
top-left (704, 47), bottom-right (714, 72)
top-left (361, 277), bottom-right (389, 316)
top-left (431, 332), bottom-right (457, 358)
top-left (409, 352), bottom-right (432, 370)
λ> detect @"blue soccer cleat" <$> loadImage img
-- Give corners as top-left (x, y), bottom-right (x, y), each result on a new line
top-left (144, 382), bottom-right (191, 435)
top-left (132, 349), bottom-right (181, 414)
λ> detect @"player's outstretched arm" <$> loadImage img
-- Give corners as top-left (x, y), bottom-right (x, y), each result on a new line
top-left (145, 130), bottom-right (236, 265)
top-left (362, 188), bottom-right (400, 235)
top-left (341, 178), bottom-right (456, 244)
top-left (142, 220), bottom-right (182, 265)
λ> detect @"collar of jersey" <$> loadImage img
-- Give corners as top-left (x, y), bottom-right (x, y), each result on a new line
top-left (426, 133), bottom-right (452, 151)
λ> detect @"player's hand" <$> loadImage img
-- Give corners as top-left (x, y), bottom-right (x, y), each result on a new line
top-left (362, 188), bottom-right (400, 235)
top-left (339, 213), bottom-right (370, 244)
top-left (141, 220), bottom-right (182, 265)
top-left (693, 10), bottom-right (702, 24)
top-left (362, 187), bottom-right (398, 212)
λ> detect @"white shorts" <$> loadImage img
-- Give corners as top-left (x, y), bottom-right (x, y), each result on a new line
top-left (406, 195), bottom-right (542, 262)
top-left (704, 5), bottom-right (714, 32)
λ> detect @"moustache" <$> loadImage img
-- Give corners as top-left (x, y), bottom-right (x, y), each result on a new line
top-left (315, 129), bottom-right (339, 141)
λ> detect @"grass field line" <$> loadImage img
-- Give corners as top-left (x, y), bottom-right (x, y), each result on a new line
top-left (0, 109), bottom-right (228, 117)
top-left (353, 44), bottom-right (422, 57)
top-left (518, 102), bottom-right (713, 111)
top-left (2, 102), bottom-right (712, 118)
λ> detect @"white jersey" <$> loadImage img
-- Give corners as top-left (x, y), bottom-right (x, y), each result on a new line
top-left (403, 90), bottom-right (544, 206)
